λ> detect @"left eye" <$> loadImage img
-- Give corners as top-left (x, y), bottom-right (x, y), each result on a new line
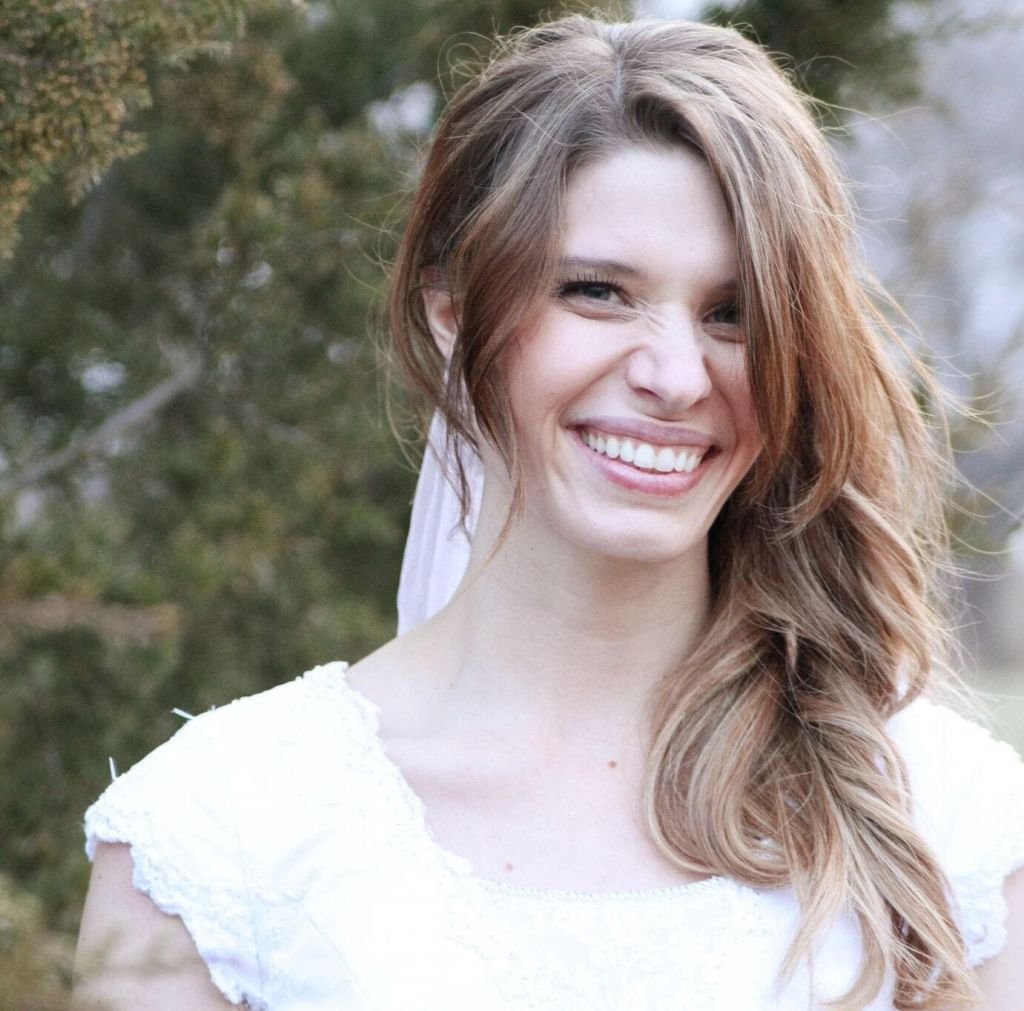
top-left (706, 302), bottom-right (739, 326)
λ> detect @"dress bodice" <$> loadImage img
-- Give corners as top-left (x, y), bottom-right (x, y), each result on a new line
top-left (84, 662), bottom-right (1024, 1009)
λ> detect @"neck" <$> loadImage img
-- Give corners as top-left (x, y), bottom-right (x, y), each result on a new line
top-left (419, 478), bottom-right (711, 729)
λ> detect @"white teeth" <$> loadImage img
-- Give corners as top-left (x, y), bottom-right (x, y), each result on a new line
top-left (655, 447), bottom-right (676, 472)
top-left (675, 451), bottom-right (698, 473)
top-left (633, 443), bottom-right (656, 470)
top-left (581, 428), bottom-right (706, 475)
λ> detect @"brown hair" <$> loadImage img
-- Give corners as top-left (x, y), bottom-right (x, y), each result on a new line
top-left (389, 14), bottom-right (975, 1008)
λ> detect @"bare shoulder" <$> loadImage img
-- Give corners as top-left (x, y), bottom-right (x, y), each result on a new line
top-left (345, 636), bottom-right (409, 714)
top-left (345, 635), bottom-right (406, 695)
top-left (72, 842), bottom-right (237, 1010)
top-left (346, 628), bottom-right (451, 737)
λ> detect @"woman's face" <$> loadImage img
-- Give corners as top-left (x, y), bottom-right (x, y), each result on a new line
top-left (493, 144), bottom-right (761, 567)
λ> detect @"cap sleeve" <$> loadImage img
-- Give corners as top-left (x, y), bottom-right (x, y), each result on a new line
top-left (888, 697), bottom-right (1024, 966)
top-left (84, 707), bottom-right (264, 1008)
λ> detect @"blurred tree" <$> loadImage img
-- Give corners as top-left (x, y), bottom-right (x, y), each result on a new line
top-left (0, 0), bottom-right (255, 258)
top-left (0, 871), bottom-right (72, 1011)
top-left (0, 0), bottom-right (628, 944)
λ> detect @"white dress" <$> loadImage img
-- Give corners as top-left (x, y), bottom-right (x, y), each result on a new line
top-left (84, 662), bottom-right (1024, 1010)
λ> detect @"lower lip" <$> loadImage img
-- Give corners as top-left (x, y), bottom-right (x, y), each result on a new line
top-left (571, 429), bottom-right (714, 498)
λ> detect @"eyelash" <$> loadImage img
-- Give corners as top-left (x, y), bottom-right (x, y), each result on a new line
top-left (555, 273), bottom-right (625, 302)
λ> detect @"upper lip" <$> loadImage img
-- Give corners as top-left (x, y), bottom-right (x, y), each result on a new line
top-left (573, 416), bottom-right (715, 448)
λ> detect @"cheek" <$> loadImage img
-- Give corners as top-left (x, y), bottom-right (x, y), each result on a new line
top-left (509, 324), bottom-right (612, 418)
top-left (717, 352), bottom-right (759, 439)
top-left (721, 366), bottom-right (761, 501)
top-left (737, 381), bottom-right (759, 444)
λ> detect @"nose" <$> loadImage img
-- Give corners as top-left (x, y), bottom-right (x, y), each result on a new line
top-left (624, 313), bottom-right (712, 410)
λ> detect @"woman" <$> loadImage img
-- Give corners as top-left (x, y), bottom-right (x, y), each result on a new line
top-left (73, 14), bottom-right (1024, 1010)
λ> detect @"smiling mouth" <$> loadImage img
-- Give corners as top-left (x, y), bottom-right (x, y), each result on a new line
top-left (578, 427), bottom-right (710, 474)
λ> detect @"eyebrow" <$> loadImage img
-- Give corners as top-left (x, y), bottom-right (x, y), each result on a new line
top-left (559, 256), bottom-right (739, 296)
top-left (559, 256), bottom-right (644, 278)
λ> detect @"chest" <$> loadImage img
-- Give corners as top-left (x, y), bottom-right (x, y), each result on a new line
top-left (385, 735), bottom-right (706, 892)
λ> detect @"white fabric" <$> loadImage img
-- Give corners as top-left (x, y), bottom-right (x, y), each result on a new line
top-left (84, 662), bottom-right (1024, 1010)
top-left (396, 411), bottom-right (482, 635)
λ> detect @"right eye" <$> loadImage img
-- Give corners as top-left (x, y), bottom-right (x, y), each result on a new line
top-left (555, 275), bottom-right (627, 305)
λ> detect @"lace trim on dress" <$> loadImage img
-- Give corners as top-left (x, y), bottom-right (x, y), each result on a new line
top-left (84, 720), bottom-right (264, 1009)
top-left (295, 664), bottom-right (501, 1006)
top-left (947, 732), bottom-right (1024, 966)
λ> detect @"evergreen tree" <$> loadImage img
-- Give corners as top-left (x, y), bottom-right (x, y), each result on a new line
top-left (1, 0), bottom-right (624, 960)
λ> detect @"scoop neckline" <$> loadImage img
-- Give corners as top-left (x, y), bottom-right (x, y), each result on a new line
top-left (315, 660), bottom-right (736, 904)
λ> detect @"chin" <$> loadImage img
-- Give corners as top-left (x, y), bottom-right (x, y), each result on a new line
top-left (564, 515), bottom-right (709, 568)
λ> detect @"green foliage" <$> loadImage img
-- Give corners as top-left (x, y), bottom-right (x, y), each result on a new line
top-left (0, 0), bottom-right (256, 258)
top-left (2, 0), bottom-right (637, 945)
top-left (0, 871), bottom-right (72, 1009)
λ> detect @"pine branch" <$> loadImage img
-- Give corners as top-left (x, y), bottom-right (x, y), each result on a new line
top-left (0, 357), bottom-right (203, 496)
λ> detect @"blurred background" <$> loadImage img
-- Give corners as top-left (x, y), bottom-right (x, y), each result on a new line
top-left (1, 0), bottom-right (1021, 1004)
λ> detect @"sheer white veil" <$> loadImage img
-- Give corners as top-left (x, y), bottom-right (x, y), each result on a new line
top-left (396, 410), bottom-right (483, 635)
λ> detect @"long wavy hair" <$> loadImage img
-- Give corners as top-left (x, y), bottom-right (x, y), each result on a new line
top-left (389, 14), bottom-right (975, 1009)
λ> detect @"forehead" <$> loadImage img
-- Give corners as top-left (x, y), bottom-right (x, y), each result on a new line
top-left (560, 146), bottom-right (737, 288)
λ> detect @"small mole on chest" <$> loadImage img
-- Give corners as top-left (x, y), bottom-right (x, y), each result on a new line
top-left (504, 861), bottom-right (514, 873)
top-left (607, 760), bottom-right (618, 769)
